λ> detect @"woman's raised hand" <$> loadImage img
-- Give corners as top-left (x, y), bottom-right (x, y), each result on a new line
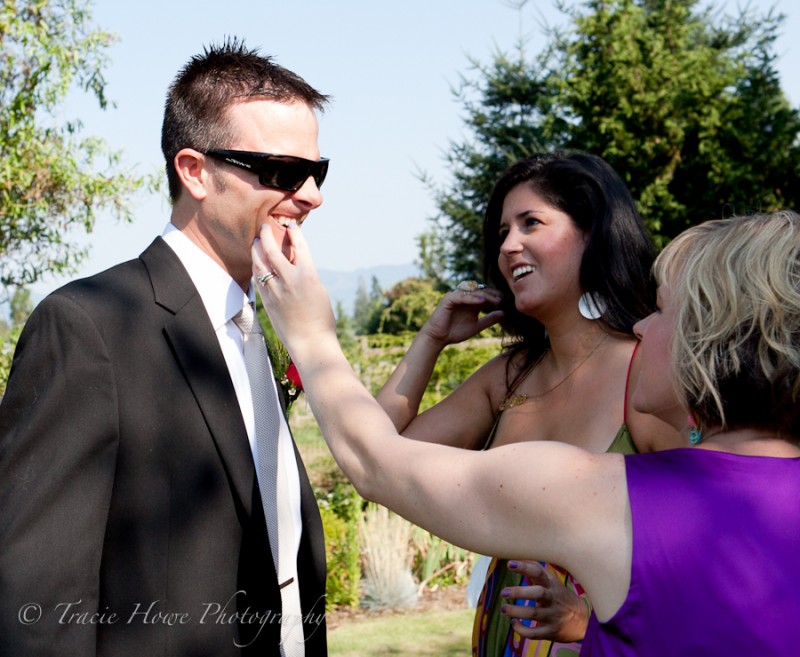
top-left (420, 282), bottom-right (504, 348)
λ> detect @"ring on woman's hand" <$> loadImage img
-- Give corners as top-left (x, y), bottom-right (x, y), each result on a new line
top-left (257, 271), bottom-right (278, 286)
top-left (456, 280), bottom-right (486, 293)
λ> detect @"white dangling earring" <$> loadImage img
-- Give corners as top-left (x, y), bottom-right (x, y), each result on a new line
top-left (578, 292), bottom-right (606, 320)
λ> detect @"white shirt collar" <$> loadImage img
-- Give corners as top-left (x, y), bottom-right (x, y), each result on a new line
top-left (161, 223), bottom-right (254, 329)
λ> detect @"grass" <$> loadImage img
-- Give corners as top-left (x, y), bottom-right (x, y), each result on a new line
top-left (328, 607), bottom-right (474, 656)
top-left (291, 406), bottom-right (338, 479)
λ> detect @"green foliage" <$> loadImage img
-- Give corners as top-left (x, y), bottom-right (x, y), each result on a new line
top-left (427, 0), bottom-right (800, 278)
top-left (335, 301), bottom-right (359, 359)
top-left (352, 276), bottom-right (450, 337)
top-left (9, 286), bottom-right (33, 326)
top-left (350, 330), bottom-right (502, 401)
top-left (0, 285), bottom-right (33, 394)
top-left (0, 324), bottom-right (21, 396)
top-left (377, 278), bottom-right (443, 335)
top-left (320, 479), bottom-right (362, 524)
top-left (359, 332), bottom-right (416, 350)
top-left (411, 528), bottom-right (474, 591)
top-left (425, 339), bottom-right (503, 409)
top-left (414, 230), bottom-right (450, 291)
top-left (320, 488), bottom-right (362, 610)
top-left (254, 301), bottom-right (304, 411)
top-left (352, 276), bottom-right (386, 335)
top-left (315, 467), bottom-right (362, 610)
top-left (0, 0), bottom-right (158, 288)
top-left (560, 0), bottom-right (800, 243)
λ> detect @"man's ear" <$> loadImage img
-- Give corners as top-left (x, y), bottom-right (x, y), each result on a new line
top-left (174, 148), bottom-right (209, 201)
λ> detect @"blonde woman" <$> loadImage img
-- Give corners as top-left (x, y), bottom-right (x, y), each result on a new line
top-left (255, 210), bottom-right (800, 654)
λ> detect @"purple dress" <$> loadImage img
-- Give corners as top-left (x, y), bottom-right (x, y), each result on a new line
top-left (582, 448), bottom-right (800, 655)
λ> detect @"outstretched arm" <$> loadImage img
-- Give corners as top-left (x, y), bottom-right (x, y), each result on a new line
top-left (251, 223), bottom-right (630, 620)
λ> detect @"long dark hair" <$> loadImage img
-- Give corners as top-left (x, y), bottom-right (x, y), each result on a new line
top-left (481, 151), bottom-right (657, 391)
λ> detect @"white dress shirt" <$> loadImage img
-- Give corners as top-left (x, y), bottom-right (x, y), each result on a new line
top-left (161, 224), bottom-right (305, 653)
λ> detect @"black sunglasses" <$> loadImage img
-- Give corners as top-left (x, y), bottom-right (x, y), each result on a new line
top-left (203, 149), bottom-right (329, 192)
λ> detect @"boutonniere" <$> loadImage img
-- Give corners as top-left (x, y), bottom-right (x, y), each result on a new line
top-left (256, 302), bottom-right (303, 411)
top-left (281, 361), bottom-right (303, 404)
top-left (265, 336), bottom-right (303, 411)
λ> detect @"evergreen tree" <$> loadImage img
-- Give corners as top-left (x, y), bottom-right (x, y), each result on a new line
top-left (352, 276), bottom-right (386, 335)
top-left (335, 301), bottom-right (359, 356)
top-left (427, 0), bottom-right (800, 278)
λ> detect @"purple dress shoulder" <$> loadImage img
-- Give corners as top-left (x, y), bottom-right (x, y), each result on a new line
top-left (582, 448), bottom-right (800, 656)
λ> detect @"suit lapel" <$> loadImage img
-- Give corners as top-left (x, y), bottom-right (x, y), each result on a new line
top-left (140, 238), bottom-right (256, 517)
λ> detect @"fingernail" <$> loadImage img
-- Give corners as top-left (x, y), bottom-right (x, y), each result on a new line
top-left (508, 560), bottom-right (519, 570)
top-left (501, 588), bottom-right (511, 598)
top-left (500, 604), bottom-right (508, 613)
top-left (288, 220), bottom-right (297, 230)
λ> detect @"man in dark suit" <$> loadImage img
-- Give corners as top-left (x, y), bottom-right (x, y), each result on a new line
top-left (0, 40), bottom-right (329, 656)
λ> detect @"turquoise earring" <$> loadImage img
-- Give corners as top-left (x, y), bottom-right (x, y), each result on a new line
top-left (687, 414), bottom-right (702, 445)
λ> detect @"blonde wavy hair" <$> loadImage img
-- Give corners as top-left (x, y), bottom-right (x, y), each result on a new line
top-left (653, 211), bottom-right (800, 438)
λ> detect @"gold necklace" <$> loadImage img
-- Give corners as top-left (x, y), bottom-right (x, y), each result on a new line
top-left (499, 333), bottom-right (610, 411)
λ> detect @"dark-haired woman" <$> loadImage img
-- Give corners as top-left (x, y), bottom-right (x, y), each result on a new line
top-left (373, 152), bottom-right (679, 655)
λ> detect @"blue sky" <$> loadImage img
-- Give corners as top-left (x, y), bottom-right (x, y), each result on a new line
top-left (31, 0), bottom-right (800, 299)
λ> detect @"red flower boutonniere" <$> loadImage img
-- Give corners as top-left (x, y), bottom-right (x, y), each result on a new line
top-left (257, 306), bottom-right (302, 411)
top-left (277, 360), bottom-right (303, 411)
top-left (283, 362), bottom-right (303, 396)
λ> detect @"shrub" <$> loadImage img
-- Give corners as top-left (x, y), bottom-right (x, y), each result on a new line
top-left (359, 503), bottom-right (419, 610)
top-left (0, 325), bottom-right (21, 397)
top-left (424, 338), bottom-right (502, 408)
top-left (411, 528), bottom-right (475, 591)
top-left (320, 501), bottom-right (361, 610)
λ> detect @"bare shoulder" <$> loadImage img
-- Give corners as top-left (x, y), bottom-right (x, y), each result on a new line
top-left (444, 348), bottom-right (516, 409)
top-left (473, 349), bottom-right (515, 397)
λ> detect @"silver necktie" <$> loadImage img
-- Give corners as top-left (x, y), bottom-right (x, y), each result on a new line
top-left (233, 303), bottom-right (302, 657)
top-left (234, 302), bottom-right (283, 572)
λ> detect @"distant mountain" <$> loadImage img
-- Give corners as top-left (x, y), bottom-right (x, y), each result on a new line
top-left (318, 263), bottom-right (420, 316)
top-left (1, 263), bottom-right (421, 323)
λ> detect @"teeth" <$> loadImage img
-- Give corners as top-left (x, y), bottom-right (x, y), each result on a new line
top-left (274, 217), bottom-right (292, 227)
top-left (512, 265), bottom-right (536, 281)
